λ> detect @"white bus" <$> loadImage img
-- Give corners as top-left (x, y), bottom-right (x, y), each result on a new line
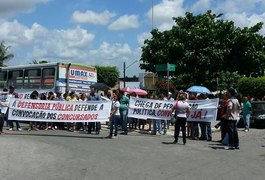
top-left (0, 62), bottom-right (97, 98)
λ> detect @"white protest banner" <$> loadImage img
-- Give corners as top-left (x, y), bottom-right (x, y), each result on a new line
top-left (128, 97), bottom-right (219, 122)
top-left (187, 98), bottom-right (219, 122)
top-left (8, 98), bottom-right (112, 122)
top-left (128, 97), bottom-right (174, 120)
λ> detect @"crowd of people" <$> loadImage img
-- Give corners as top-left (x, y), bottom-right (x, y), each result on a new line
top-left (0, 86), bottom-right (103, 134)
top-left (0, 85), bottom-right (251, 150)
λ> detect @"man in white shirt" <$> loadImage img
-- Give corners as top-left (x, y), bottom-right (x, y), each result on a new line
top-left (224, 88), bottom-right (241, 150)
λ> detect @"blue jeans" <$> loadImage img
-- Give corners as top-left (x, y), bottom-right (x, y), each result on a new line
top-left (109, 115), bottom-right (120, 137)
top-left (243, 114), bottom-right (250, 130)
top-left (156, 119), bottom-right (162, 134)
top-left (200, 122), bottom-right (212, 140)
top-left (206, 122), bottom-right (212, 140)
top-left (152, 119), bottom-right (163, 134)
top-left (120, 110), bottom-right (128, 134)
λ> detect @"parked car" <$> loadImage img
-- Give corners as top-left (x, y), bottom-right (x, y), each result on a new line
top-left (250, 101), bottom-right (265, 127)
top-left (239, 101), bottom-right (265, 128)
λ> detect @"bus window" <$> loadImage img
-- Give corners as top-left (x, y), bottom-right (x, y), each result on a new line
top-left (24, 69), bottom-right (41, 89)
top-left (42, 68), bottom-right (55, 89)
top-left (8, 70), bottom-right (23, 89)
top-left (0, 71), bottom-right (7, 89)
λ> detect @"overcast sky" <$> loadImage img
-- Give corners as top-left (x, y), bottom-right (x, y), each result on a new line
top-left (0, 0), bottom-right (265, 76)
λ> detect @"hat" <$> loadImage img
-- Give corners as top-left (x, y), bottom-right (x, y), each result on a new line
top-left (168, 92), bottom-right (172, 95)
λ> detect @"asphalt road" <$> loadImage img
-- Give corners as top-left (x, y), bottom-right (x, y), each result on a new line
top-left (0, 123), bottom-right (265, 180)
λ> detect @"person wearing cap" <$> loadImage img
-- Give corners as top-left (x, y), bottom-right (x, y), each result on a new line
top-left (223, 88), bottom-right (241, 150)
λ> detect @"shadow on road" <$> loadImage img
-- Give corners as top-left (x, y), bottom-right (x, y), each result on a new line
top-left (161, 141), bottom-right (184, 145)
top-left (209, 146), bottom-right (225, 150)
top-left (4, 133), bottom-right (105, 139)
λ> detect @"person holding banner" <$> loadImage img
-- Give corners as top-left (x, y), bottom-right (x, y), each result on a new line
top-left (66, 91), bottom-right (78, 132)
top-left (128, 92), bottom-right (138, 130)
top-left (7, 86), bottom-right (22, 131)
top-left (188, 93), bottom-right (199, 140)
top-left (0, 88), bottom-right (9, 134)
top-left (199, 93), bottom-right (214, 141)
top-left (28, 90), bottom-right (39, 131)
top-left (150, 94), bottom-right (159, 135)
top-left (107, 93), bottom-right (121, 138)
top-left (198, 93), bottom-right (208, 140)
top-left (87, 87), bottom-right (101, 135)
top-left (160, 93), bottom-right (168, 134)
top-left (76, 93), bottom-right (87, 131)
top-left (172, 92), bottom-right (191, 145)
top-left (44, 91), bottom-right (56, 131)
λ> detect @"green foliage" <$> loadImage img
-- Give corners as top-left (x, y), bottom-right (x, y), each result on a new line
top-left (0, 41), bottom-right (14, 67)
top-left (216, 71), bottom-right (242, 91)
top-left (30, 60), bottom-right (49, 64)
top-left (237, 77), bottom-right (265, 99)
top-left (140, 10), bottom-right (265, 91)
top-left (154, 79), bottom-right (176, 94)
top-left (95, 65), bottom-right (119, 88)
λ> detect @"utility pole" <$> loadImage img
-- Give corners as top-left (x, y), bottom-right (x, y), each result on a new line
top-left (167, 62), bottom-right (169, 95)
top-left (123, 60), bottom-right (139, 88)
top-left (123, 61), bottom-right (126, 88)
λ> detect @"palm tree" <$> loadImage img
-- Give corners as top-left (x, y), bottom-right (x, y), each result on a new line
top-left (30, 59), bottom-right (49, 64)
top-left (0, 41), bottom-right (14, 67)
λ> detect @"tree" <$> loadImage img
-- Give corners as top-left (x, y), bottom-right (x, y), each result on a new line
top-left (154, 79), bottom-right (176, 94)
top-left (30, 60), bottom-right (49, 64)
top-left (140, 11), bottom-right (265, 91)
top-left (95, 66), bottom-right (119, 88)
top-left (0, 41), bottom-right (14, 67)
top-left (237, 77), bottom-right (265, 99)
